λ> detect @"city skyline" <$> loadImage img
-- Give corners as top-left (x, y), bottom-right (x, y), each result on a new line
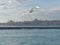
top-left (0, 0), bottom-right (60, 23)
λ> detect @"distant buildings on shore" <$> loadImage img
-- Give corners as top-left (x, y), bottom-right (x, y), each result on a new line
top-left (0, 19), bottom-right (60, 26)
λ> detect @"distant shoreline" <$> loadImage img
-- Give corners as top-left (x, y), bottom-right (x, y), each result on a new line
top-left (0, 19), bottom-right (60, 26)
top-left (0, 27), bottom-right (60, 29)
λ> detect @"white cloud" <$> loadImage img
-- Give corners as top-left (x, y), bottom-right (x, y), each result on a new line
top-left (46, 7), bottom-right (60, 14)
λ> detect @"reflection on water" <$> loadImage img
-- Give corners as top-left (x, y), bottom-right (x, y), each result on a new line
top-left (0, 29), bottom-right (60, 45)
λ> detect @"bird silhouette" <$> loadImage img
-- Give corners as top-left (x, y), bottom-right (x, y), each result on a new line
top-left (29, 6), bottom-right (40, 13)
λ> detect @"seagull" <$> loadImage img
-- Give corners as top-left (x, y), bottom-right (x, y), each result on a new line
top-left (29, 8), bottom-right (33, 13)
top-left (35, 6), bottom-right (40, 9)
top-left (29, 6), bottom-right (40, 13)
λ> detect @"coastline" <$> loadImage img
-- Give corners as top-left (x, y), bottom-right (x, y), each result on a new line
top-left (0, 26), bottom-right (60, 29)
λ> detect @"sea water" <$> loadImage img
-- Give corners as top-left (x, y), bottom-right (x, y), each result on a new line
top-left (0, 29), bottom-right (60, 45)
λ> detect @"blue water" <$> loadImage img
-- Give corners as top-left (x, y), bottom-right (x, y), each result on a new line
top-left (0, 29), bottom-right (60, 45)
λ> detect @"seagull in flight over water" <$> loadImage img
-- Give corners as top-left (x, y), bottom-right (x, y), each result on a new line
top-left (29, 6), bottom-right (40, 13)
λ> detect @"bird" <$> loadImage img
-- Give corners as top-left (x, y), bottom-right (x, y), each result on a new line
top-left (29, 8), bottom-right (33, 13)
top-left (29, 6), bottom-right (40, 13)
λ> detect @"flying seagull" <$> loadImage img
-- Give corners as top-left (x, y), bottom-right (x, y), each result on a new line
top-left (29, 6), bottom-right (40, 13)
top-left (29, 8), bottom-right (33, 13)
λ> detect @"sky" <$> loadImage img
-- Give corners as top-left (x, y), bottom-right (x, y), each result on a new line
top-left (0, 0), bottom-right (60, 23)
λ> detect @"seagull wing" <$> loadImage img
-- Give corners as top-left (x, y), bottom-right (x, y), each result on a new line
top-left (29, 9), bottom-right (33, 13)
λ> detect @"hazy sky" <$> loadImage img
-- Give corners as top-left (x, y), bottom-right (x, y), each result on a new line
top-left (0, 0), bottom-right (60, 23)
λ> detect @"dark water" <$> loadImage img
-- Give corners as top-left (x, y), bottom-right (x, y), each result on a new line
top-left (0, 29), bottom-right (60, 45)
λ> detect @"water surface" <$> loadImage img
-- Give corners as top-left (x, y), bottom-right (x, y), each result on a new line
top-left (0, 29), bottom-right (60, 45)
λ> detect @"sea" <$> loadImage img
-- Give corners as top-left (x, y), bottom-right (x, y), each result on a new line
top-left (0, 29), bottom-right (60, 45)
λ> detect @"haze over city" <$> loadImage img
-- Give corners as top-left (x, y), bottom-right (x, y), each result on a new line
top-left (0, 0), bottom-right (60, 23)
